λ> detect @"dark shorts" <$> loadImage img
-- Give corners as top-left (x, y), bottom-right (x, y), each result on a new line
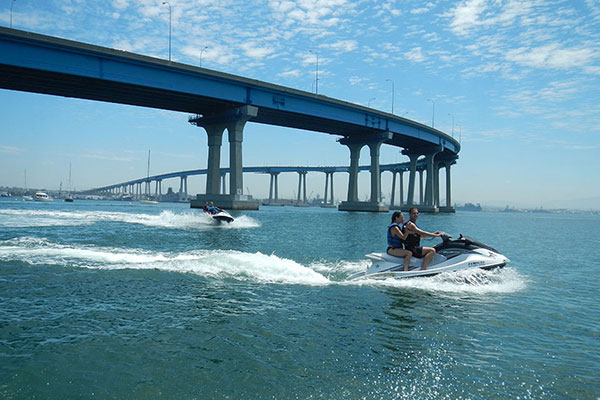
top-left (407, 247), bottom-right (424, 258)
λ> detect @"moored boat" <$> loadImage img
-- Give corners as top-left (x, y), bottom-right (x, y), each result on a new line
top-left (33, 192), bottom-right (53, 202)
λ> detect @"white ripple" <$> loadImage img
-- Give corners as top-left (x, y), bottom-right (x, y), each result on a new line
top-left (0, 209), bottom-right (260, 230)
top-left (0, 237), bottom-right (328, 286)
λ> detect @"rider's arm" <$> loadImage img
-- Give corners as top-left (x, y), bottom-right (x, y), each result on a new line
top-left (390, 225), bottom-right (407, 239)
top-left (404, 221), bottom-right (440, 238)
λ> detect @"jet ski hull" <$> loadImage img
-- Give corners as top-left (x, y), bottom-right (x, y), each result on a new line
top-left (211, 211), bottom-right (234, 223)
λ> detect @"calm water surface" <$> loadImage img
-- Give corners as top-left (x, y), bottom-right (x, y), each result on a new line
top-left (1, 199), bottom-right (599, 399)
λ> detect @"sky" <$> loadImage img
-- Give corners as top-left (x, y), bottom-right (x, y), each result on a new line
top-left (1, 0), bottom-right (599, 209)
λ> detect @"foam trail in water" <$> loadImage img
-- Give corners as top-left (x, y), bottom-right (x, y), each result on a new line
top-left (0, 237), bottom-right (327, 286)
top-left (359, 267), bottom-right (527, 294)
top-left (310, 257), bottom-right (526, 293)
top-left (0, 209), bottom-right (260, 230)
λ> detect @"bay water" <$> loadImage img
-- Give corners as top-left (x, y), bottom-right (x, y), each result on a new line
top-left (1, 199), bottom-right (599, 399)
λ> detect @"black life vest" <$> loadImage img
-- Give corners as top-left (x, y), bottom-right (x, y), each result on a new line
top-left (404, 222), bottom-right (421, 250)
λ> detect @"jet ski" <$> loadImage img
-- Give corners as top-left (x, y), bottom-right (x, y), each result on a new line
top-left (208, 209), bottom-right (234, 223)
top-left (348, 234), bottom-right (509, 280)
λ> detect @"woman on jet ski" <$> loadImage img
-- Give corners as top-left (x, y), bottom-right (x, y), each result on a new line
top-left (387, 211), bottom-right (413, 271)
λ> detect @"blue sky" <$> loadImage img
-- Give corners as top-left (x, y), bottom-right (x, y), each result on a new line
top-left (1, 0), bottom-right (599, 209)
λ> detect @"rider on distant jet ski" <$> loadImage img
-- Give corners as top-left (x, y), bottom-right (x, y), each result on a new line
top-left (203, 201), bottom-right (221, 215)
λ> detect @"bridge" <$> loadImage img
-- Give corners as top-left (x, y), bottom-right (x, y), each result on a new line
top-left (0, 26), bottom-right (459, 212)
top-left (81, 159), bottom-right (451, 211)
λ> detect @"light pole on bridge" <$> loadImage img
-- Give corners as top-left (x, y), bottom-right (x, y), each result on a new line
top-left (10, 0), bottom-right (16, 28)
top-left (199, 46), bottom-right (208, 67)
top-left (386, 79), bottom-right (394, 114)
top-left (368, 97), bottom-right (376, 107)
top-left (427, 98), bottom-right (436, 128)
top-left (309, 49), bottom-right (319, 95)
top-left (448, 113), bottom-right (455, 137)
top-left (162, 2), bottom-right (172, 62)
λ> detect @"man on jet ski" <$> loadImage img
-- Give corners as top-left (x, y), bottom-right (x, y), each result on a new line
top-left (403, 207), bottom-right (443, 270)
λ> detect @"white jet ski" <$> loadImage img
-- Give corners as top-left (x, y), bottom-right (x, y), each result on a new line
top-left (209, 209), bottom-right (234, 223)
top-left (348, 234), bottom-right (509, 280)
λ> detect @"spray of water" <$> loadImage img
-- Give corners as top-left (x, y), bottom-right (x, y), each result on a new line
top-left (0, 209), bottom-right (260, 230)
top-left (0, 237), bottom-right (525, 293)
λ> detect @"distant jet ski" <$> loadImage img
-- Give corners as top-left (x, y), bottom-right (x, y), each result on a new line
top-left (203, 204), bottom-right (234, 223)
top-left (210, 209), bottom-right (234, 223)
top-left (348, 234), bottom-right (509, 280)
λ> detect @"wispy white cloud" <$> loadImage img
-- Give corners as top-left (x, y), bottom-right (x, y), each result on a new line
top-left (240, 42), bottom-right (276, 59)
top-left (0, 145), bottom-right (23, 154)
top-left (278, 69), bottom-right (302, 78)
top-left (505, 44), bottom-right (596, 70)
top-left (81, 153), bottom-right (136, 162)
top-left (447, 0), bottom-right (487, 36)
top-left (322, 40), bottom-right (358, 53)
top-left (405, 47), bottom-right (425, 62)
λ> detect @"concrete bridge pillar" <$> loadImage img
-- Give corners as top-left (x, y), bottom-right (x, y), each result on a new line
top-left (220, 173), bottom-right (227, 195)
top-left (189, 105), bottom-right (259, 210)
top-left (155, 179), bottom-right (162, 199)
top-left (403, 151), bottom-right (421, 207)
top-left (268, 172), bottom-right (280, 204)
top-left (184, 176), bottom-right (188, 200)
top-left (205, 124), bottom-right (226, 195)
top-left (419, 169), bottom-right (424, 205)
top-left (399, 171), bottom-right (404, 208)
top-left (368, 140), bottom-right (384, 203)
top-left (343, 141), bottom-right (363, 203)
top-left (434, 162), bottom-right (441, 207)
top-left (424, 148), bottom-right (441, 208)
top-left (390, 170), bottom-right (405, 210)
top-left (437, 157), bottom-right (457, 213)
top-left (339, 132), bottom-right (391, 212)
top-left (323, 171), bottom-right (335, 206)
top-left (390, 171), bottom-right (396, 208)
top-left (445, 163), bottom-right (452, 208)
top-left (178, 176), bottom-right (184, 200)
top-left (296, 171), bottom-right (308, 204)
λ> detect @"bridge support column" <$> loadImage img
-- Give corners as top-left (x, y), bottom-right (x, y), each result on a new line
top-left (155, 179), bottom-right (162, 200)
top-left (399, 171), bottom-right (404, 208)
top-left (446, 163), bottom-right (452, 208)
top-left (338, 132), bottom-right (391, 212)
top-left (368, 140), bottom-right (384, 204)
top-left (419, 169), bottom-right (424, 205)
top-left (206, 124), bottom-right (226, 195)
top-left (424, 150), bottom-right (440, 209)
top-left (437, 157), bottom-right (457, 213)
top-left (220, 173), bottom-right (227, 195)
top-left (390, 170), bottom-right (406, 210)
top-left (403, 151), bottom-right (420, 208)
top-left (296, 171), bottom-right (308, 205)
top-left (267, 172), bottom-right (280, 205)
top-left (322, 171), bottom-right (335, 207)
top-left (189, 105), bottom-right (259, 210)
top-left (400, 148), bottom-right (438, 213)
top-left (390, 171), bottom-right (397, 209)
